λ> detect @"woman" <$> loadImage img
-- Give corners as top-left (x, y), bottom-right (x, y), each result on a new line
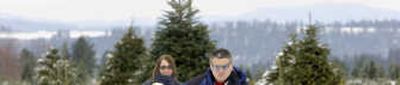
top-left (143, 54), bottom-right (180, 85)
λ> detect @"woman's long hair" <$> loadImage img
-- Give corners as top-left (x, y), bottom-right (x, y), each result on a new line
top-left (151, 54), bottom-right (177, 80)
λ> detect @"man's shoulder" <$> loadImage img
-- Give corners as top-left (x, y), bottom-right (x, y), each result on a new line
top-left (185, 73), bottom-right (207, 85)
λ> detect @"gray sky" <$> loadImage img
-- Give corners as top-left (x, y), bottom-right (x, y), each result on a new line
top-left (1, 0), bottom-right (400, 23)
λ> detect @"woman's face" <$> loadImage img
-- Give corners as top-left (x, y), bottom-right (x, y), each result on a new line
top-left (159, 60), bottom-right (173, 76)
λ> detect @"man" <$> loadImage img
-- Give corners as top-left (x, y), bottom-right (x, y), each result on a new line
top-left (186, 48), bottom-right (247, 85)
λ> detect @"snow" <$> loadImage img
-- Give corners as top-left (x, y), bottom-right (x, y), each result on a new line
top-left (35, 66), bottom-right (47, 72)
top-left (389, 80), bottom-right (396, 85)
top-left (39, 76), bottom-right (46, 82)
top-left (52, 63), bottom-right (58, 67)
top-left (277, 52), bottom-right (283, 57)
top-left (295, 26), bottom-right (378, 35)
top-left (352, 27), bottom-right (364, 34)
top-left (339, 27), bottom-right (377, 34)
top-left (37, 58), bottom-right (44, 63)
top-left (106, 65), bottom-right (112, 70)
top-left (0, 30), bottom-right (110, 40)
top-left (255, 70), bottom-right (272, 85)
top-left (289, 59), bottom-right (295, 64)
top-left (296, 26), bottom-right (308, 33)
top-left (262, 70), bottom-right (271, 77)
top-left (1, 81), bottom-right (8, 85)
top-left (107, 53), bottom-right (114, 59)
top-left (70, 31), bottom-right (108, 38)
top-left (271, 65), bottom-right (278, 70)
top-left (366, 28), bottom-right (376, 33)
top-left (346, 79), bottom-right (396, 85)
top-left (255, 79), bottom-right (267, 85)
top-left (287, 41), bottom-right (293, 45)
top-left (152, 82), bottom-right (163, 85)
top-left (0, 31), bottom-right (56, 40)
top-left (127, 79), bottom-right (133, 82)
top-left (340, 27), bottom-right (352, 34)
top-left (318, 43), bottom-right (327, 48)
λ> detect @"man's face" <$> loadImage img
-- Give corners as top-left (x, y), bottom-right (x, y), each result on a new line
top-left (210, 58), bottom-right (233, 82)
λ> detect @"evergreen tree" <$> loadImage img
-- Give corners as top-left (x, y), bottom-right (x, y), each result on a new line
top-left (389, 63), bottom-right (400, 80)
top-left (20, 48), bottom-right (36, 84)
top-left (61, 42), bottom-right (70, 59)
top-left (151, 0), bottom-right (215, 81)
top-left (352, 56), bottom-right (385, 80)
top-left (351, 57), bottom-right (364, 78)
top-left (98, 50), bottom-right (111, 80)
top-left (36, 48), bottom-right (77, 85)
top-left (100, 26), bottom-right (149, 85)
top-left (244, 66), bottom-right (256, 85)
top-left (266, 33), bottom-right (299, 85)
top-left (366, 60), bottom-right (385, 79)
top-left (351, 55), bottom-right (371, 78)
top-left (330, 58), bottom-right (347, 85)
top-left (71, 37), bottom-right (96, 84)
top-left (266, 25), bottom-right (341, 85)
top-left (397, 78), bottom-right (400, 84)
top-left (365, 60), bottom-right (378, 79)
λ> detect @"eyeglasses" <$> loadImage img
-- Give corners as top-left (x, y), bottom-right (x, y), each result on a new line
top-left (160, 65), bottom-right (173, 70)
top-left (211, 63), bottom-right (231, 71)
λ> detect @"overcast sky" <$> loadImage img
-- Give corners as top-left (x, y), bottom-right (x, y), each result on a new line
top-left (1, 0), bottom-right (400, 23)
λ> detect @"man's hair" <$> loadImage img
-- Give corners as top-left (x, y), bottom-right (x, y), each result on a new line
top-left (209, 48), bottom-right (232, 60)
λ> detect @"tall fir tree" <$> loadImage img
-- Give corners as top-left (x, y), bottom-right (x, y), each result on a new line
top-left (71, 37), bottom-right (96, 84)
top-left (363, 60), bottom-right (385, 80)
top-left (266, 25), bottom-right (343, 85)
top-left (352, 56), bottom-right (385, 80)
top-left (330, 58), bottom-right (347, 84)
top-left (266, 33), bottom-right (300, 85)
top-left (98, 50), bottom-right (111, 80)
top-left (100, 26), bottom-right (149, 85)
top-left (36, 48), bottom-right (77, 85)
top-left (61, 42), bottom-right (70, 59)
top-left (151, 0), bottom-right (215, 81)
top-left (398, 78), bottom-right (400, 84)
top-left (389, 63), bottom-right (400, 80)
top-left (351, 55), bottom-right (369, 78)
top-left (20, 48), bottom-right (36, 84)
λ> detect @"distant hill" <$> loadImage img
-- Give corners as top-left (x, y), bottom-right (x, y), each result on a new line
top-left (203, 3), bottom-right (400, 23)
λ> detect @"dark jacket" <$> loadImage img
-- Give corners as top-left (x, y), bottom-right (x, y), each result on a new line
top-left (185, 67), bottom-right (248, 85)
top-left (143, 75), bottom-right (181, 85)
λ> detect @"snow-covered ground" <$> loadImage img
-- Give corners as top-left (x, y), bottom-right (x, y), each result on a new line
top-left (346, 79), bottom-right (397, 85)
top-left (255, 79), bottom-right (397, 85)
top-left (255, 69), bottom-right (398, 85)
